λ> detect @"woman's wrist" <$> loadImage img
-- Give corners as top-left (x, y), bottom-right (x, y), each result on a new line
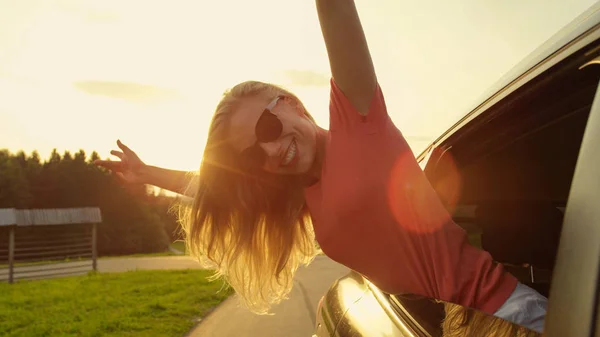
top-left (136, 164), bottom-right (154, 185)
top-left (136, 164), bottom-right (194, 195)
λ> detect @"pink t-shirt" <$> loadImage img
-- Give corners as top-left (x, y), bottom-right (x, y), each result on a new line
top-left (304, 79), bottom-right (517, 314)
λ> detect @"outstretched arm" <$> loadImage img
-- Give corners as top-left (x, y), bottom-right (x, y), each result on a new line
top-left (316, 0), bottom-right (377, 116)
top-left (138, 165), bottom-right (199, 198)
top-left (94, 140), bottom-right (199, 198)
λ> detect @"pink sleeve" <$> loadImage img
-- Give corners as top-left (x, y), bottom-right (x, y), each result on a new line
top-left (328, 78), bottom-right (390, 133)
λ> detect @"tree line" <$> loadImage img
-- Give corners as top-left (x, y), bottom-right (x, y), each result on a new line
top-left (0, 148), bottom-right (183, 256)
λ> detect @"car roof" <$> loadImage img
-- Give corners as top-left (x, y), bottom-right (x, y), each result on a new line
top-left (417, 3), bottom-right (600, 161)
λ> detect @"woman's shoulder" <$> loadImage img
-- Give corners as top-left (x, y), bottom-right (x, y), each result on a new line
top-left (329, 78), bottom-right (390, 132)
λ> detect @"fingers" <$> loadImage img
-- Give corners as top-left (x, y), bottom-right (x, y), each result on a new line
top-left (110, 150), bottom-right (124, 160)
top-left (93, 159), bottom-right (123, 172)
top-left (94, 161), bottom-right (130, 184)
top-left (117, 139), bottom-right (134, 156)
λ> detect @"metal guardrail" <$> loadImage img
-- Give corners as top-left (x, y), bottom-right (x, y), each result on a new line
top-left (0, 208), bottom-right (102, 283)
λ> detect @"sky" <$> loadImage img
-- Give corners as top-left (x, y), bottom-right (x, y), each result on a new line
top-left (0, 0), bottom-right (597, 172)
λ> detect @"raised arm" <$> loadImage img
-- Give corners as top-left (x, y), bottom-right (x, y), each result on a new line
top-left (316, 0), bottom-right (377, 115)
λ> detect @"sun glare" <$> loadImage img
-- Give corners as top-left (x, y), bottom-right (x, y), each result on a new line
top-left (0, 0), bottom-right (596, 171)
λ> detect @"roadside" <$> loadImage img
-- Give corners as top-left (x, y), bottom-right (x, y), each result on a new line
top-left (98, 255), bottom-right (200, 273)
top-left (170, 241), bottom-right (186, 254)
top-left (100, 242), bottom-right (187, 259)
top-left (0, 269), bottom-right (231, 337)
top-left (1, 242), bottom-right (188, 270)
top-left (3, 248), bottom-right (346, 337)
top-left (187, 255), bottom-right (348, 337)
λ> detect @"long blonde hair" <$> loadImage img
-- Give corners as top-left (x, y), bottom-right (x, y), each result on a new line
top-left (442, 302), bottom-right (541, 337)
top-left (180, 81), bottom-right (317, 314)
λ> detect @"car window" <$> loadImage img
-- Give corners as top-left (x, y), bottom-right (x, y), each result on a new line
top-left (393, 28), bottom-right (600, 336)
top-left (424, 42), bottom-right (599, 293)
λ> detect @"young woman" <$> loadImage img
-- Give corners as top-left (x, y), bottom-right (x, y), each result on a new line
top-left (95, 0), bottom-right (547, 333)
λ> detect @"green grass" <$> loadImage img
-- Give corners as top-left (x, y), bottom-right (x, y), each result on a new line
top-left (0, 269), bottom-right (233, 337)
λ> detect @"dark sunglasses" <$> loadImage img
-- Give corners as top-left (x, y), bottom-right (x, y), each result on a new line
top-left (240, 96), bottom-right (284, 168)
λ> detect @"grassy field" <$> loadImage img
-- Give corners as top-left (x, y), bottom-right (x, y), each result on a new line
top-left (0, 270), bottom-right (232, 337)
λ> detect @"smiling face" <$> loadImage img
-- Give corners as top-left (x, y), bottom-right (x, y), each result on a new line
top-left (227, 93), bottom-right (318, 175)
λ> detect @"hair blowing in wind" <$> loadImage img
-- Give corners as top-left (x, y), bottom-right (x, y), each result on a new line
top-left (179, 81), bottom-right (318, 314)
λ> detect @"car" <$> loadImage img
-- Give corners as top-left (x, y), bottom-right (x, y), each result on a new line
top-left (313, 3), bottom-right (600, 337)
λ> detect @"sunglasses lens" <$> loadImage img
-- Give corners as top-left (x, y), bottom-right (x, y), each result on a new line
top-left (240, 101), bottom-right (283, 169)
top-left (255, 110), bottom-right (283, 143)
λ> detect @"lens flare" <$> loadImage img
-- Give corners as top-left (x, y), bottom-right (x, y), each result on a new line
top-left (387, 151), bottom-right (462, 233)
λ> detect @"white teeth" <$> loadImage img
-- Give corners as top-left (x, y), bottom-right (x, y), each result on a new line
top-left (283, 140), bottom-right (297, 165)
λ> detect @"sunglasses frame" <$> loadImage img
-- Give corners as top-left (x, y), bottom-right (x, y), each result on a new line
top-left (239, 95), bottom-right (285, 168)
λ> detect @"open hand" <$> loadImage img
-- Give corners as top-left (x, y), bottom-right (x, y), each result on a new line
top-left (94, 140), bottom-right (147, 184)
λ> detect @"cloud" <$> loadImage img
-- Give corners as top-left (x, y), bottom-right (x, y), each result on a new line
top-left (282, 70), bottom-right (330, 87)
top-left (56, 1), bottom-right (120, 23)
top-left (73, 81), bottom-right (180, 103)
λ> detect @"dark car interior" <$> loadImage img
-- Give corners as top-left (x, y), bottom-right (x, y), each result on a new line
top-left (390, 39), bottom-right (600, 336)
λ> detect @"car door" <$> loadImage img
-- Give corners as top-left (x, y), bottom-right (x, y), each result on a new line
top-left (396, 39), bottom-right (600, 337)
top-left (544, 78), bottom-right (600, 337)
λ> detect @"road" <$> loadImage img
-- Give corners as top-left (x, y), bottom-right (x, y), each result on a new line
top-left (98, 255), bottom-right (201, 272)
top-left (187, 255), bottom-right (349, 337)
top-left (0, 256), bottom-right (203, 281)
